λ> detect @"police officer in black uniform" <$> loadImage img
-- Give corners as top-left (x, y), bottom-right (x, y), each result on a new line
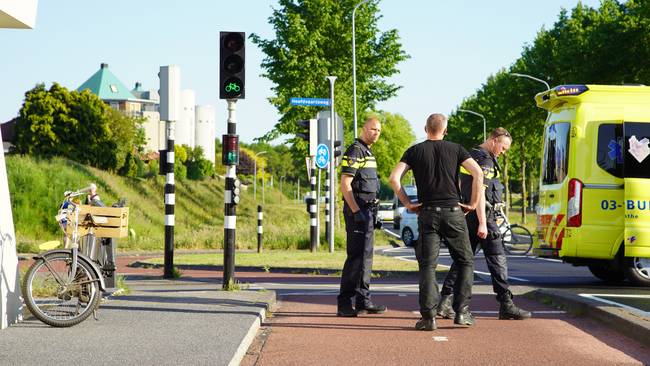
top-left (438, 127), bottom-right (531, 320)
top-left (337, 117), bottom-right (387, 317)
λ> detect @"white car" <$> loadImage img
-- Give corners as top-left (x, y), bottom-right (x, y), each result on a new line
top-left (392, 185), bottom-right (417, 230)
top-left (399, 208), bottom-right (419, 247)
top-left (376, 202), bottom-right (394, 222)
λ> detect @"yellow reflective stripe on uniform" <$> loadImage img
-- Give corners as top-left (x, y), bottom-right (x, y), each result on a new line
top-left (362, 160), bottom-right (377, 168)
top-left (341, 157), bottom-right (363, 169)
top-left (460, 166), bottom-right (471, 175)
top-left (484, 170), bottom-right (498, 179)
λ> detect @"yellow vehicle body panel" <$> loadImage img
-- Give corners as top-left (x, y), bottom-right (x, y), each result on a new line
top-left (534, 85), bottom-right (650, 261)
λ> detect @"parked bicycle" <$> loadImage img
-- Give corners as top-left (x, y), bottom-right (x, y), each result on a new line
top-left (22, 185), bottom-right (128, 327)
top-left (493, 203), bottom-right (533, 255)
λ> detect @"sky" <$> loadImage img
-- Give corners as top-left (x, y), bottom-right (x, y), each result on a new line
top-left (1, 0), bottom-right (602, 144)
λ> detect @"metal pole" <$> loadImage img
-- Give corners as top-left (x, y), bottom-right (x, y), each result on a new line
top-left (257, 205), bottom-right (263, 253)
top-left (309, 158), bottom-right (317, 252)
top-left (458, 109), bottom-right (487, 142)
top-left (509, 72), bottom-right (550, 90)
top-left (223, 100), bottom-right (238, 289)
top-left (326, 76), bottom-right (337, 253)
top-left (253, 159), bottom-right (257, 201)
top-left (163, 120), bottom-right (175, 279)
top-left (352, 0), bottom-right (370, 139)
top-left (253, 151), bottom-right (267, 202)
top-left (262, 173), bottom-right (266, 204)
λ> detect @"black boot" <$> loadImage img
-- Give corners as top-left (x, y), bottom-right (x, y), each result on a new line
top-left (436, 294), bottom-right (455, 319)
top-left (415, 317), bottom-right (436, 331)
top-left (499, 299), bottom-right (532, 320)
top-left (454, 306), bottom-right (475, 326)
top-left (337, 305), bottom-right (358, 317)
top-left (356, 303), bottom-right (387, 314)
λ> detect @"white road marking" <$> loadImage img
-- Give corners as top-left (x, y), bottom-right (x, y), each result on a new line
top-left (579, 293), bottom-right (650, 317)
top-left (412, 310), bottom-right (565, 315)
top-left (473, 269), bottom-right (530, 283)
top-left (433, 336), bottom-right (448, 342)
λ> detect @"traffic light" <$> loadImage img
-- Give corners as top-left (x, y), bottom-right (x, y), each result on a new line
top-left (296, 119), bottom-right (318, 156)
top-left (222, 134), bottom-right (240, 165)
top-left (219, 31), bottom-right (245, 99)
top-left (316, 111), bottom-right (344, 165)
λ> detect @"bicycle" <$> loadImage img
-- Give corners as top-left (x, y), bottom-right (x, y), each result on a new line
top-left (493, 203), bottom-right (533, 256)
top-left (21, 186), bottom-right (128, 327)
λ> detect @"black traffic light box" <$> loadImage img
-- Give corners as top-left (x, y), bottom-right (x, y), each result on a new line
top-left (220, 32), bottom-right (245, 99)
top-left (296, 119), bottom-right (317, 156)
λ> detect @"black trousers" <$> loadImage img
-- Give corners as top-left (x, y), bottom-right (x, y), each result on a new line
top-left (415, 207), bottom-right (474, 319)
top-left (441, 209), bottom-right (510, 300)
top-left (337, 204), bottom-right (375, 308)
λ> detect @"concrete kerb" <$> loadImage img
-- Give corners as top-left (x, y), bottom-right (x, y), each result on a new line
top-left (526, 288), bottom-right (650, 348)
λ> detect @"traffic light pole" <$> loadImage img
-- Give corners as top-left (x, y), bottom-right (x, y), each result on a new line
top-left (164, 120), bottom-right (175, 279)
top-left (223, 100), bottom-right (238, 289)
top-left (326, 76), bottom-right (337, 253)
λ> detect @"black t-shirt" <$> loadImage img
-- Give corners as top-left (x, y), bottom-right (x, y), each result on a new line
top-left (400, 140), bottom-right (471, 206)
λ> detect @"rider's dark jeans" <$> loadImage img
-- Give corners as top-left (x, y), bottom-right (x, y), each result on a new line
top-left (415, 207), bottom-right (474, 319)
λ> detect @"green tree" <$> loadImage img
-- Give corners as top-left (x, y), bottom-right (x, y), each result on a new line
top-left (364, 111), bottom-right (415, 189)
top-left (250, 0), bottom-right (409, 150)
top-left (14, 83), bottom-right (146, 172)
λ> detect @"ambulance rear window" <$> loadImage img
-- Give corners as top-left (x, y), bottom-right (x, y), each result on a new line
top-left (624, 122), bottom-right (650, 179)
top-left (542, 122), bottom-right (571, 185)
top-left (597, 124), bottom-right (624, 178)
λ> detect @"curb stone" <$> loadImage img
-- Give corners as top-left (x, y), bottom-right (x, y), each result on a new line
top-left (527, 288), bottom-right (650, 348)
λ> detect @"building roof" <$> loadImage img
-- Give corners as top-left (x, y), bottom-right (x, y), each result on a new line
top-left (77, 63), bottom-right (136, 101)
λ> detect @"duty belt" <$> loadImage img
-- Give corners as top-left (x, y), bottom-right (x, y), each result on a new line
top-left (421, 205), bottom-right (460, 212)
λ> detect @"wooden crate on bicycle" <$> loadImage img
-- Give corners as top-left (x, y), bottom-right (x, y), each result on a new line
top-left (66, 205), bottom-right (129, 238)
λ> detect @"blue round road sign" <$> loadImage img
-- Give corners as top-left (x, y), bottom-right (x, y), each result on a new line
top-left (315, 144), bottom-right (329, 169)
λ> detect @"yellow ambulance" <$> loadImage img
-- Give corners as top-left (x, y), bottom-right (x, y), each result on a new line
top-left (534, 85), bottom-right (650, 286)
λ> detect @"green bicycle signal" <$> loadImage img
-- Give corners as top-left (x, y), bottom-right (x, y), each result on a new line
top-left (225, 82), bottom-right (241, 93)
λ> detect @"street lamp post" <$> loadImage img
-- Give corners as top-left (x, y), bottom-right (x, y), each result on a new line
top-left (458, 109), bottom-right (487, 142)
top-left (509, 72), bottom-right (550, 90)
top-left (352, 0), bottom-right (371, 139)
top-left (253, 151), bottom-right (267, 201)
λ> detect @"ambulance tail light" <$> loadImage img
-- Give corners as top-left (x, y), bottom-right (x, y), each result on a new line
top-left (567, 178), bottom-right (583, 227)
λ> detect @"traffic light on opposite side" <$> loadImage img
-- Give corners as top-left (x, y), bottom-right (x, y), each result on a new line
top-left (222, 134), bottom-right (240, 165)
top-left (220, 31), bottom-right (245, 99)
top-left (296, 119), bottom-right (318, 156)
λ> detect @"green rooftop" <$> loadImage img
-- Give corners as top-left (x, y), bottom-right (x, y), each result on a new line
top-left (77, 63), bottom-right (136, 101)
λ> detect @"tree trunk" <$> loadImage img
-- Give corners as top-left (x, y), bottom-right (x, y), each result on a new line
top-left (520, 142), bottom-right (527, 224)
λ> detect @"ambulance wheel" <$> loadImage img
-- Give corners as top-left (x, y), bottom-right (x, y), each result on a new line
top-left (587, 264), bottom-right (625, 283)
top-left (624, 257), bottom-right (650, 287)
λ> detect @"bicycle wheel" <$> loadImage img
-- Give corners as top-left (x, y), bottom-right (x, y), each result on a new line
top-left (22, 252), bottom-right (101, 327)
top-left (502, 225), bottom-right (533, 255)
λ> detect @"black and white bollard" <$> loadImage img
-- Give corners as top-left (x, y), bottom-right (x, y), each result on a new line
top-left (309, 160), bottom-right (317, 252)
top-left (164, 121), bottom-right (175, 279)
top-left (257, 205), bottom-right (263, 253)
top-left (325, 169), bottom-right (330, 244)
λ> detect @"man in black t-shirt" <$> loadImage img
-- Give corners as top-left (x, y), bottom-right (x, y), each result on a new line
top-left (389, 113), bottom-right (485, 331)
top-left (438, 128), bottom-right (531, 320)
